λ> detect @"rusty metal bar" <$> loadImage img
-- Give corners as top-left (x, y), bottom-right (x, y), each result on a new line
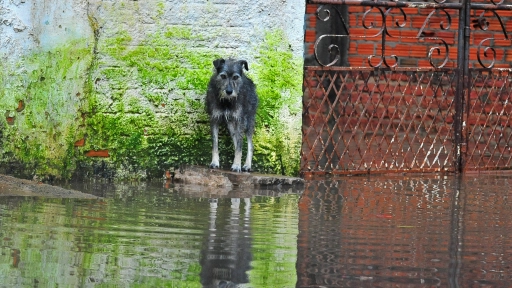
top-left (469, 3), bottom-right (512, 10)
top-left (304, 66), bottom-right (454, 72)
top-left (309, 0), bottom-right (512, 10)
top-left (453, 0), bottom-right (470, 173)
top-left (308, 0), bottom-right (463, 9)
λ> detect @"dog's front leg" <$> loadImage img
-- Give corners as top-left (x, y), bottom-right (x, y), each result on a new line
top-left (242, 133), bottom-right (253, 172)
top-left (210, 122), bottom-right (220, 169)
top-left (227, 122), bottom-right (243, 172)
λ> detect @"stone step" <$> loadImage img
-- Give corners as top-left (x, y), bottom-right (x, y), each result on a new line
top-left (172, 165), bottom-right (305, 190)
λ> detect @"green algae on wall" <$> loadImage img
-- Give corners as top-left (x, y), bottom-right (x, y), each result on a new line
top-left (0, 27), bottom-right (303, 179)
top-left (0, 42), bottom-right (93, 178)
top-left (252, 31), bottom-right (303, 176)
top-left (83, 27), bottom-right (227, 178)
top-left (0, 1), bottom-right (304, 179)
top-left (84, 27), bottom-right (303, 178)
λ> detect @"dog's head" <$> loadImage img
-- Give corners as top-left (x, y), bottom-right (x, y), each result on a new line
top-left (212, 58), bottom-right (249, 100)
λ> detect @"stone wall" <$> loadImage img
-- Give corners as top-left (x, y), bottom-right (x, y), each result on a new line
top-left (0, 0), bottom-right (305, 179)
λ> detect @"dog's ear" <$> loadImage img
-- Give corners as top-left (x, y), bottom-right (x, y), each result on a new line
top-left (213, 59), bottom-right (225, 72)
top-left (238, 60), bottom-right (249, 71)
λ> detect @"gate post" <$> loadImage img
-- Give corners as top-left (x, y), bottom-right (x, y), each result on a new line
top-left (454, 0), bottom-right (471, 173)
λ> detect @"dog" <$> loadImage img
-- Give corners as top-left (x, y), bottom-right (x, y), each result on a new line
top-left (205, 58), bottom-right (258, 172)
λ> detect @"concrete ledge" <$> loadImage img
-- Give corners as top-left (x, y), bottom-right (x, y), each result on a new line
top-left (173, 165), bottom-right (305, 190)
top-left (0, 174), bottom-right (100, 199)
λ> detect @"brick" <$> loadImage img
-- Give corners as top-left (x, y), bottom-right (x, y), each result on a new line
top-left (306, 4), bottom-right (318, 14)
top-left (305, 30), bottom-right (316, 43)
top-left (6, 116), bottom-right (14, 125)
top-left (401, 7), bottom-right (419, 15)
top-left (504, 104), bottom-right (512, 115)
top-left (357, 43), bottom-right (375, 55)
top-left (448, 48), bottom-right (458, 60)
top-left (85, 149), bottom-right (109, 157)
top-left (349, 56), bottom-right (367, 67)
top-left (390, 73), bottom-right (409, 82)
top-left (16, 100), bottom-right (25, 112)
top-left (410, 45), bottom-right (428, 57)
top-left (352, 92), bottom-right (370, 103)
top-left (400, 29), bottom-right (420, 39)
top-left (74, 138), bottom-right (85, 147)
top-left (493, 63), bottom-right (512, 68)
top-left (349, 14), bottom-right (358, 26)
top-left (349, 6), bottom-right (365, 13)
top-left (350, 28), bottom-right (367, 37)
top-left (499, 10), bottom-right (512, 17)
top-left (493, 39), bottom-right (511, 47)
top-left (308, 15), bottom-right (317, 28)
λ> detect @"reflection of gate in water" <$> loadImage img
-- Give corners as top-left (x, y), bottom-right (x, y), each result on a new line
top-left (297, 177), bottom-right (512, 287)
top-left (301, 0), bottom-right (512, 177)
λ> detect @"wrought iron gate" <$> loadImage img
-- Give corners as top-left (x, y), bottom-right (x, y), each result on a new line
top-left (301, 0), bottom-right (512, 177)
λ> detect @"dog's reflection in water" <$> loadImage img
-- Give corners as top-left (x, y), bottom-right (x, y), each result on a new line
top-left (200, 198), bottom-right (252, 287)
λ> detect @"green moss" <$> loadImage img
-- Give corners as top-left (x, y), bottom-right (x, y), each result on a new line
top-left (0, 24), bottom-right (303, 179)
top-left (252, 31), bottom-right (303, 176)
top-left (82, 27), bottom-right (225, 178)
top-left (0, 42), bottom-right (93, 178)
top-left (156, 2), bottom-right (165, 18)
top-left (164, 26), bottom-right (193, 40)
top-left (107, 30), bottom-right (217, 92)
top-left (84, 27), bottom-right (303, 178)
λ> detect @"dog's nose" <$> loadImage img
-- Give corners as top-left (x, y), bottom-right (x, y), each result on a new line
top-left (226, 89), bottom-right (233, 95)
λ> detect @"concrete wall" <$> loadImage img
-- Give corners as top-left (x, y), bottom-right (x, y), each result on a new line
top-left (0, 0), bottom-right (305, 179)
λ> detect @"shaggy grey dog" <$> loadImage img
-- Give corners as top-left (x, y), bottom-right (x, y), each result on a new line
top-left (205, 58), bottom-right (258, 172)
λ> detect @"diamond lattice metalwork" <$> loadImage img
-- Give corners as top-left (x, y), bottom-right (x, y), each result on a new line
top-left (302, 67), bottom-right (458, 175)
top-left (465, 70), bottom-right (512, 170)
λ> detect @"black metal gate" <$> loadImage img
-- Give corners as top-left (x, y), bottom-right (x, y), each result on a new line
top-left (302, 0), bottom-right (512, 177)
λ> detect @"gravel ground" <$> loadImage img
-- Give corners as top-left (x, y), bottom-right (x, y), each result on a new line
top-left (0, 174), bottom-right (99, 198)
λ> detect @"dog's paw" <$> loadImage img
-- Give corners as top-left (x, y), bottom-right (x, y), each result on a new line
top-left (242, 165), bottom-right (251, 172)
top-left (209, 163), bottom-right (219, 169)
top-left (231, 164), bottom-right (242, 173)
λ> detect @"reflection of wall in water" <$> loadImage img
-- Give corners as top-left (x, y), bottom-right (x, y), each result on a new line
top-left (200, 198), bottom-right (252, 287)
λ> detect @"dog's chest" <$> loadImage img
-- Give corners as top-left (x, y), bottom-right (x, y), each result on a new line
top-left (212, 106), bottom-right (242, 121)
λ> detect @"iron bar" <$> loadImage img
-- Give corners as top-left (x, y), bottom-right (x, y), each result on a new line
top-left (309, 0), bottom-right (512, 10)
top-left (309, 0), bottom-right (464, 9)
top-left (452, 0), bottom-right (469, 173)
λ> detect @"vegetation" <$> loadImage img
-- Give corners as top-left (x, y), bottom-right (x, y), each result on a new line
top-left (84, 28), bottom-right (303, 178)
top-left (0, 42), bottom-right (93, 179)
top-left (0, 17), bottom-right (303, 179)
top-left (252, 31), bottom-right (303, 176)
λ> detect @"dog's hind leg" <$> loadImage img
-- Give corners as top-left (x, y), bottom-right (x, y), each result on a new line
top-left (210, 122), bottom-right (220, 169)
top-left (242, 133), bottom-right (253, 172)
top-left (227, 122), bottom-right (243, 172)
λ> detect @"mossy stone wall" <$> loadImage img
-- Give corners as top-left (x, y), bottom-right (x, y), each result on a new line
top-left (0, 0), bottom-right (305, 179)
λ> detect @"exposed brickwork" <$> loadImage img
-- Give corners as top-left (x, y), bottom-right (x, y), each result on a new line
top-left (85, 150), bottom-right (110, 158)
top-left (303, 3), bottom-right (512, 175)
top-left (304, 3), bottom-right (512, 69)
top-left (74, 138), bottom-right (85, 147)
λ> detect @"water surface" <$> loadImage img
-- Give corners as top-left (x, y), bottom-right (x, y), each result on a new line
top-left (0, 175), bottom-right (511, 287)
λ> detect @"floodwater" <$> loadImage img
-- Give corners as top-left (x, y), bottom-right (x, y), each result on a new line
top-left (0, 175), bottom-right (511, 287)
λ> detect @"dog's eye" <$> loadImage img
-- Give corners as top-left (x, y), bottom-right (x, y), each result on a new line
top-left (220, 74), bottom-right (227, 79)
top-left (232, 75), bottom-right (239, 80)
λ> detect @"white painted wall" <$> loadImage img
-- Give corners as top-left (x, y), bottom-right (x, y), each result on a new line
top-left (0, 0), bottom-right (304, 61)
